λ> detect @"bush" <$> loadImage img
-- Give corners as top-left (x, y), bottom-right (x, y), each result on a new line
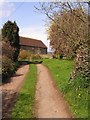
top-left (71, 45), bottom-right (90, 87)
top-left (31, 54), bottom-right (42, 60)
top-left (18, 49), bottom-right (31, 61)
top-left (59, 54), bottom-right (63, 59)
top-left (15, 61), bottom-right (20, 68)
top-left (66, 54), bottom-right (75, 60)
top-left (2, 21), bottom-right (20, 62)
top-left (2, 41), bottom-right (14, 59)
top-left (2, 55), bottom-right (16, 82)
top-left (0, 56), bottom-right (2, 80)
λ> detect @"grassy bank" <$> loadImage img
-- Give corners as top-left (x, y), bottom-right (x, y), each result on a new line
top-left (11, 64), bottom-right (37, 118)
top-left (43, 59), bottom-right (88, 118)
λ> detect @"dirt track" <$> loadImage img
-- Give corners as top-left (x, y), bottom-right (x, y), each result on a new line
top-left (0, 65), bottom-right (29, 118)
top-left (1, 64), bottom-right (73, 118)
top-left (35, 64), bottom-right (73, 118)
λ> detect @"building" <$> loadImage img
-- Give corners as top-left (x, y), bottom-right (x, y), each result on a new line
top-left (20, 36), bottom-right (47, 54)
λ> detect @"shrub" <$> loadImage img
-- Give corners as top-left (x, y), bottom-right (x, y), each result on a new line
top-left (59, 54), bottom-right (63, 59)
top-left (2, 21), bottom-right (20, 62)
top-left (71, 45), bottom-right (90, 87)
top-left (18, 49), bottom-right (31, 61)
top-left (31, 54), bottom-right (42, 60)
top-left (2, 55), bottom-right (16, 82)
top-left (66, 54), bottom-right (75, 60)
top-left (15, 61), bottom-right (20, 68)
top-left (2, 41), bottom-right (14, 59)
top-left (0, 56), bottom-right (2, 79)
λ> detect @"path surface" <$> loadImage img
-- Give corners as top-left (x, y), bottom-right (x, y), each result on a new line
top-left (0, 65), bottom-right (29, 118)
top-left (35, 64), bottom-right (73, 118)
top-left (1, 65), bottom-right (29, 91)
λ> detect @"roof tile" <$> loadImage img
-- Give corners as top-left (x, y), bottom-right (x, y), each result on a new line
top-left (20, 36), bottom-right (47, 48)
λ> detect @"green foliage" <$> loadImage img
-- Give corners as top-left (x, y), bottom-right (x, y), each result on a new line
top-left (44, 2), bottom-right (89, 81)
top-left (2, 55), bottom-right (16, 82)
top-left (66, 54), bottom-right (75, 60)
top-left (2, 41), bottom-right (14, 59)
top-left (72, 44), bottom-right (90, 86)
top-left (11, 64), bottom-right (37, 118)
top-left (2, 20), bottom-right (20, 61)
top-left (59, 54), bottom-right (63, 59)
top-left (1, 22), bottom-right (21, 82)
top-left (15, 61), bottom-right (21, 68)
top-left (44, 59), bottom-right (88, 118)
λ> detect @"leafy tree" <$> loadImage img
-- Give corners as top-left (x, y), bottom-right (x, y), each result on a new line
top-left (47, 7), bottom-right (88, 57)
top-left (35, 2), bottom-right (90, 83)
top-left (2, 20), bottom-right (20, 61)
top-left (2, 41), bottom-right (14, 59)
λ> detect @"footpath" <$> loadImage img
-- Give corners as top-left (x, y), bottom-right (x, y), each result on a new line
top-left (35, 64), bottom-right (73, 118)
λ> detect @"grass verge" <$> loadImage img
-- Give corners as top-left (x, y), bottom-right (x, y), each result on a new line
top-left (11, 64), bottom-right (37, 118)
top-left (43, 59), bottom-right (88, 118)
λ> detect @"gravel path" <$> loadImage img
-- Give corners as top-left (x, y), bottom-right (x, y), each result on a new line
top-left (0, 65), bottom-right (29, 118)
top-left (35, 64), bottom-right (73, 118)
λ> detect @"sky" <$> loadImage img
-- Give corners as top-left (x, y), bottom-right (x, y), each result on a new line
top-left (0, 0), bottom-right (52, 52)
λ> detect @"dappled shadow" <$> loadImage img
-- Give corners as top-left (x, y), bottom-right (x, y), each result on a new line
top-left (2, 60), bottom-right (43, 84)
top-left (2, 90), bottom-right (35, 119)
top-left (2, 61), bottom-right (29, 84)
top-left (2, 77), bottom-right (12, 84)
top-left (2, 89), bottom-right (19, 118)
top-left (12, 73), bottom-right (24, 77)
top-left (29, 61), bottom-right (43, 64)
top-left (2, 73), bottom-right (24, 85)
top-left (19, 60), bottom-right (43, 65)
top-left (18, 60), bottom-right (30, 65)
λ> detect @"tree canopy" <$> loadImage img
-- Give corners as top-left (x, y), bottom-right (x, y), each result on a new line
top-left (2, 20), bottom-right (20, 61)
top-left (35, 1), bottom-right (90, 83)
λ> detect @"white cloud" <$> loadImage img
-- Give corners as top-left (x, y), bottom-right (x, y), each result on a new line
top-left (19, 26), bottom-right (51, 51)
top-left (0, 0), bottom-right (15, 19)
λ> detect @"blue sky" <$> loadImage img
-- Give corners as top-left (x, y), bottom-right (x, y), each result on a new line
top-left (0, 1), bottom-right (51, 51)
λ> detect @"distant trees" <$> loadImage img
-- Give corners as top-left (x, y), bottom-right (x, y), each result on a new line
top-left (36, 2), bottom-right (90, 84)
top-left (2, 20), bottom-right (20, 61)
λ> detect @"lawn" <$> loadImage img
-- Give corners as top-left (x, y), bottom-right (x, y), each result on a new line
top-left (43, 59), bottom-right (88, 118)
top-left (11, 64), bottom-right (37, 118)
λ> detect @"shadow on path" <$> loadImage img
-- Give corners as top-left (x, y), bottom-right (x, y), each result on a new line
top-left (1, 65), bottom-right (29, 118)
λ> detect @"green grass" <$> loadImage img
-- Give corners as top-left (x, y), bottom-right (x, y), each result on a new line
top-left (43, 59), bottom-right (88, 118)
top-left (11, 64), bottom-right (37, 118)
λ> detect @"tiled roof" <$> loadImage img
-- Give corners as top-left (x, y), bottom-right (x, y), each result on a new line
top-left (20, 36), bottom-right (47, 48)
